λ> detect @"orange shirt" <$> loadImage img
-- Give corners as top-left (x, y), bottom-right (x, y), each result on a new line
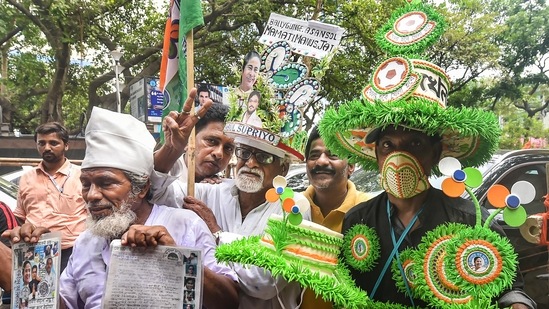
top-left (14, 159), bottom-right (87, 249)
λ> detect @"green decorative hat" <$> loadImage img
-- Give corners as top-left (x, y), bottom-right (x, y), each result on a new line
top-left (318, 0), bottom-right (501, 172)
top-left (215, 176), bottom-right (370, 309)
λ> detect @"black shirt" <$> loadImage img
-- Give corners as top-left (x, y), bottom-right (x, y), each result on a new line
top-left (342, 188), bottom-right (515, 307)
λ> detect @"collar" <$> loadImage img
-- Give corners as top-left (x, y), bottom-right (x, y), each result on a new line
top-left (38, 158), bottom-right (72, 176)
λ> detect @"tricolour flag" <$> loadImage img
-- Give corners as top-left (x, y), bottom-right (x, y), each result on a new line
top-left (159, 0), bottom-right (204, 141)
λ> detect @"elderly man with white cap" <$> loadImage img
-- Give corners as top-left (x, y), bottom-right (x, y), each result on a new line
top-left (5, 105), bottom-right (239, 309)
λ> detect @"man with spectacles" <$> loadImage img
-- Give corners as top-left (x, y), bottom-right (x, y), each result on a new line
top-left (152, 88), bottom-right (310, 308)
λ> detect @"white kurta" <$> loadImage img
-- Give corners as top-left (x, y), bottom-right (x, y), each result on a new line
top-left (153, 177), bottom-right (310, 309)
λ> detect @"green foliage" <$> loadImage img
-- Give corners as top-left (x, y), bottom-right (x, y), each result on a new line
top-left (1, 0), bottom-right (548, 138)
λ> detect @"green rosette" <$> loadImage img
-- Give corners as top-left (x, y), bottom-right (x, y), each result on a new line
top-left (318, 98), bottom-right (500, 173)
top-left (375, 1), bottom-right (446, 55)
top-left (342, 224), bottom-right (380, 272)
top-left (215, 236), bottom-right (369, 309)
top-left (443, 227), bottom-right (518, 301)
top-left (391, 248), bottom-right (419, 297)
top-left (411, 223), bottom-right (473, 308)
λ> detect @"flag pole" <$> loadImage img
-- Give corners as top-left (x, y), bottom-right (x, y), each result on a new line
top-left (186, 30), bottom-right (196, 197)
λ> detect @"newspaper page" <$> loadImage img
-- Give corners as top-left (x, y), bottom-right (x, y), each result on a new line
top-left (101, 240), bottom-right (203, 309)
top-left (11, 232), bottom-right (62, 309)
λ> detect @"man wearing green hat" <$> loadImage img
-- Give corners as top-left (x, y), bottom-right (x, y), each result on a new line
top-left (318, 2), bottom-right (536, 308)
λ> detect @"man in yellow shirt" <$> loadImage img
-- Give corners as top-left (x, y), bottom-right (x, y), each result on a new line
top-left (300, 126), bottom-right (373, 308)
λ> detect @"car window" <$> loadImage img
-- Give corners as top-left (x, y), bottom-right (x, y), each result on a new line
top-left (482, 164), bottom-right (547, 215)
top-left (350, 168), bottom-right (382, 193)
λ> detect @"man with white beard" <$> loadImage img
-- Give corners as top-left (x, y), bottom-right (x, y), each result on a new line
top-left (6, 107), bottom-right (239, 309)
top-left (153, 90), bottom-right (311, 308)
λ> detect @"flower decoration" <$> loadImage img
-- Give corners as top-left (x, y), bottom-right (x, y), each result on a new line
top-left (342, 224), bottom-right (380, 273)
top-left (265, 175), bottom-right (310, 225)
top-left (439, 157), bottom-right (483, 198)
top-left (486, 181), bottom-right (535, 227)
top-left (391, 248), bottom-right (418, 297)
top-left (409, 223), bottom-right (473, 307)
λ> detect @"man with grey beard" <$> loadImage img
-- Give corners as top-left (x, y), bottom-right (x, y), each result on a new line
top-left (152, 91), bottom-right (311, 308)
top-left (6, 107), bottom-right (239, 309)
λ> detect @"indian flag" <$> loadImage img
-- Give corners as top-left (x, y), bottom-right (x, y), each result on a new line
top-left (159, 0), bottom-right (204, 141)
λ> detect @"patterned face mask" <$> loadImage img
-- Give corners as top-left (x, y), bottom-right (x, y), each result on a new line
top-left (380, 151), bottom-right (430, 199)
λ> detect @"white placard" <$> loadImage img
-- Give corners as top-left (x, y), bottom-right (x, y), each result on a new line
top-left (102, 240), bottom-right (203, 309)
top-left (259, 12), bottom-right (345, 59)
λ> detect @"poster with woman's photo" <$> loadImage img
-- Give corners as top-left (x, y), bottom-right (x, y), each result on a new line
top-left (102, 240), bottom-right (203, 308)
top-left (11, 232), bottom-right (62, 309)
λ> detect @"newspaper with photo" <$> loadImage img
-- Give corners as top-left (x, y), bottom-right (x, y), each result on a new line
top-left (101, 240), bottom-right (203, 309)
top-left (11, 232), bottom-right (62, 309)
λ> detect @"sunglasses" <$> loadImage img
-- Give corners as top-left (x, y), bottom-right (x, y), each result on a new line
top-left (235, 147), bottom-right (275, 165)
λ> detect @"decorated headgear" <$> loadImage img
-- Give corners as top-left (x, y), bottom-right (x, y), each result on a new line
top-left (224, 41), bottom-right (327, 161)
top-left (216, 176), bottom-right (376, 309)
top-left (318, 0), bottom-right (501, 172)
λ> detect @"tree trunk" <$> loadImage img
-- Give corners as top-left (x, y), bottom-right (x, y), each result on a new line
top-left (41, 42), bottom-right (71, 124)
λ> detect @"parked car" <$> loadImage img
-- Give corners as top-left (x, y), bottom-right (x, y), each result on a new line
top-left (0, 176), bottom-right (17, 211)
top-left (287, 149), bottom-right (549, 305)
top-left (1, 165), bottom-right (32, 186)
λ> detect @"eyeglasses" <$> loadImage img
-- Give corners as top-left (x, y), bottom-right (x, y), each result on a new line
top-left (235, 147), bottom-right (275, 165)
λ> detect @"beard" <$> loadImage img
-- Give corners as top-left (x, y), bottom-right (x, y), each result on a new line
top-left (236, 167), bottom-right (265, 193)
top-left (86, 198), bottom-right (137, 239)
top-left (42, 151), bottom-right (61, 163)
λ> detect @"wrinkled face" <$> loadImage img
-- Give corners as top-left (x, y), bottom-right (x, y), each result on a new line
top-left (36, 132), bottom-right (68, 164)
top-left (306, 138), bottom-right (353, 190)
top-left (194, 122), bottom-right (235, 181)
top-left (375, 126), bottom-right (440, 177)
top-left (198, 91), bottom-right (209, 105)
top-left (80, 168), bottom-right (139, 238)
top-left (23, 263), bottom-right (31, 284)
top-left (235, 145), bottom-right (286, 193)
top-left (240, 57), bottom-right (261, 92)
top-left (247, 94), bottom-right (259, 113)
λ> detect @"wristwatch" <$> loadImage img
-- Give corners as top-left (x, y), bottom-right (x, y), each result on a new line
top-left (212, 230), bottom-right (223, 245)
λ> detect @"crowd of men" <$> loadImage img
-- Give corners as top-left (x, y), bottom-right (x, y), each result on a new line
top-left (0, 52), bottom-right (537, 309)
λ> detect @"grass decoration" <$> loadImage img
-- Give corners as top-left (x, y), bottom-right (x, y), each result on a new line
top-left (391, 248), bottom-right (418, 297)
top-left (342, 224), bottom-right (380, 273)
top-left (409, 223), bottom-right (473, 308)
top-left (375, 1), bottom-right (446, 56)
top-left (444, 228), bottom-right (518, 301)
top-left (215, 236), bottom-right (371, 309)
top-left (319, 98), bottom-right (501, 173)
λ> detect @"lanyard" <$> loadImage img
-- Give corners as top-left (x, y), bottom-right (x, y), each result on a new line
top-left (47, 164), bottom-right (72, 193)
top-left (370, 199), bottom-right (424, 304)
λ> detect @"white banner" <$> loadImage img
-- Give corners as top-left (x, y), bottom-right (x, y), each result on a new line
top-left (259, 13), bottom-right (345, 59)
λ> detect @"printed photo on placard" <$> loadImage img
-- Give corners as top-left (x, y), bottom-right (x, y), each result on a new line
top-left (195, 83), bottom-right (230, 109)
top-left (11, 232), bottom-right (62, 309)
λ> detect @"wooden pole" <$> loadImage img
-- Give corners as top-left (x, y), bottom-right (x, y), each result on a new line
top-left (186, 31), bottom-right (196, 197)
